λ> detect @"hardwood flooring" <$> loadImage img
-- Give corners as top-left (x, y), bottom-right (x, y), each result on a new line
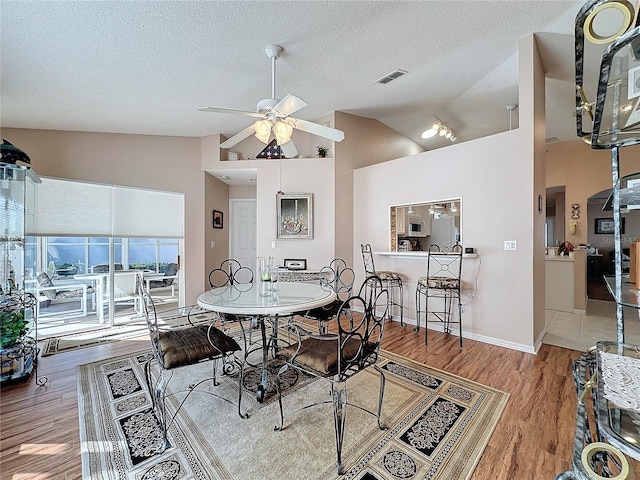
top-left (1, 322), bottom-right (638, 479)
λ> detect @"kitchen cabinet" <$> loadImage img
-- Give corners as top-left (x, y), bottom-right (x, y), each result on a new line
top-left (396, 207), bottom-right (406, 235)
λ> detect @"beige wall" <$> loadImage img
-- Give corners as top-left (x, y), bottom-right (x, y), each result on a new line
top-left (526, 33), bottom-right (548, 350)
top-left (546, 141), bottom-right (640, 246)
top-left (334, 112), bottom-right (425, 266)
top-left (1, 127), bottom-right (214, 304)
top-left (204, 173), bottom-right (230, 284)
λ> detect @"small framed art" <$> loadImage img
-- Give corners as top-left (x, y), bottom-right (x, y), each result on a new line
top-left (594, 217), bottom-right (624, 234)
top-left (213, 210), bottom-right (223, 229)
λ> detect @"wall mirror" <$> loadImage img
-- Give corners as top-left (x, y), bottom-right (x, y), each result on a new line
top-left (390, 198), bottom-right (462, 251)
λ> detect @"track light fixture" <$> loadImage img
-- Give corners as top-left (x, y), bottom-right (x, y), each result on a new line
top-left (420, 115), bottom-right (456, 142)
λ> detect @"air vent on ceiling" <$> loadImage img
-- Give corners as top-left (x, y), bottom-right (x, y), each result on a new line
top-left (375, 69), bottom-right (408, 84)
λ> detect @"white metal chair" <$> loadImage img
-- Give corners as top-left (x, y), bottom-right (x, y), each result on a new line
top-left (415, 244), bottom-right (463, 346)
top-left (111, 271), bottom-right (144, 315)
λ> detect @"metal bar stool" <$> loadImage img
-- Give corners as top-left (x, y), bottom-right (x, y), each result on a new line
top-left (361, 243), bottom-right (404, 325)
top-left (416, 244), bottom-right (463, 346)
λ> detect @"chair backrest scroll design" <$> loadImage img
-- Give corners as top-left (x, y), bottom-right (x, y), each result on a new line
top-left (336, 275), bottom-right (388, 381)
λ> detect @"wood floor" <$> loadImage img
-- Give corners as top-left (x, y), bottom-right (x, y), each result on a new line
top-left (1, 322), bottom-right (638, 479)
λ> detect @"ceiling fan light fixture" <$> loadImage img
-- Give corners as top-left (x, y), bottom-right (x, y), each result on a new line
top-left (450, 202), bottom-right (457, 213)
top-left (274, 120), bottom-right (293, 145)
top-left (254, 120), bottom-right (272, 143)
top-left (428, 204), bottom-right (435, 215)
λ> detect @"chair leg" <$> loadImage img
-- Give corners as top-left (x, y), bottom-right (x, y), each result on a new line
top-left (331, 382), bottom-right (348, 475)
top-left (457, 294), bottom-right (463, 347)
top-left (373, 365), bottom-right (388, 430)
top-left (424, 290), bottom-right (430, 346)
top-left (414, 287), bottom-right (422, 332)
top-left (145, 359), bottom-right (171, 453)
top-left (397, 282), bottom-right (404, 327)
top-left (274, 363), bottom-right (288, 432)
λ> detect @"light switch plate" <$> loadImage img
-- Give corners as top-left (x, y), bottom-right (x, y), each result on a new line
top-left (504, 240), bottom-right (517, 251)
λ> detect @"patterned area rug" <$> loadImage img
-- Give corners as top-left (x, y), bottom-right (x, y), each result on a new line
top-left (77, 349), bottom-right (508, 480)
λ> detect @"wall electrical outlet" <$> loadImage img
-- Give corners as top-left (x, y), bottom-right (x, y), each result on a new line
top-left (504, 240), bottom-right (517, 251)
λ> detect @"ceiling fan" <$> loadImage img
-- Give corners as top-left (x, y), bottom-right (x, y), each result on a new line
top-left (199, 44), bottom-right (344, 158)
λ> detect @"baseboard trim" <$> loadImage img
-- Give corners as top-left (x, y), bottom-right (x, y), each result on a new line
top-left (385, 316), bottom-right (537, 355)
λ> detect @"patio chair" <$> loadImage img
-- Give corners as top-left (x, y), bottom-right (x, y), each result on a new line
top-left (146, 263), bottom-right (178, 296)
top-left (35, 271), bottom-right (94, 318)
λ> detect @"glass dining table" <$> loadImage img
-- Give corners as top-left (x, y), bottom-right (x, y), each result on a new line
top-left (197, 281), bottom-right (336, 402)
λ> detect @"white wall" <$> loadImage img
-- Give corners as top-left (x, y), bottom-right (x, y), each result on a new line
top-left (353, 129), bottom-right (536, 351)
top-left (255, 158), bottom-right (335, 270)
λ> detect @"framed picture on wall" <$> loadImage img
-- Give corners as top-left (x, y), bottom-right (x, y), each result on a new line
top-left (595, 217), bottom-right (624, 234)
top-left (213, 210), bottom-right (223, 229)
top-left (277, 193), bottom-right (313, 239)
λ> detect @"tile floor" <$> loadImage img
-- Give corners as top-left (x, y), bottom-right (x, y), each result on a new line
top-left (543, 299), bottom-right (640, 352)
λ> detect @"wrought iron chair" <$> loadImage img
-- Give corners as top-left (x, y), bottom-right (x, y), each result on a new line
top-left (208, 259), bottom-right (254, 288)
top-left (274, 276), bottom-right (389, 474)
top-left (298, 258), bottom-right (355, 334)
top-left (361, 243), bottom-right (404, 325)
top-left (415, 244), bottom-right (463, 346)
top-left (141, 286), bottom-right (246, 453)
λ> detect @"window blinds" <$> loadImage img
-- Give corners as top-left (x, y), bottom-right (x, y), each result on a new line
top-left (27, 177), bottom-right (184, 238)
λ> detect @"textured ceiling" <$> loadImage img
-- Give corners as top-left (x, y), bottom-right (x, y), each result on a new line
top-left (1, 1), bottom-right (600, 152)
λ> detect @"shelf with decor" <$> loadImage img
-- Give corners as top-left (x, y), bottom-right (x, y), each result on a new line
top-left (0, 161), bottom-right (46, 386)
top-left (555, 2), bottom-right (640, 478)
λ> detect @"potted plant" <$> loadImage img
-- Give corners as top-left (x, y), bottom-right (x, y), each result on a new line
top-left (316, 145), bottom-right (329, 158)
top-left (0, 309), bottom-right (29, 350)
top-left (0, 308), bottom-right (31, 380)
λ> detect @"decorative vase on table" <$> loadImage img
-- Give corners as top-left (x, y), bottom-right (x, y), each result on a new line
top-left (257, 256), bottom-right (274, 297)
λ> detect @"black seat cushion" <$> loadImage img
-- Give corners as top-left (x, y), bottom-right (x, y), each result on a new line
top-left (304, 299), bottom-right (343, 322)
top-left (280, 336), bottom-right (376, 376)
top-left (158, 324), bottom-right (240, 370)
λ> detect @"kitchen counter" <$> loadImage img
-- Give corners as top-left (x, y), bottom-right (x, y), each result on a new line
top-left (376, 251), bottom-right (478, 258)
top-left (545, 250), bottom-right (586, 313)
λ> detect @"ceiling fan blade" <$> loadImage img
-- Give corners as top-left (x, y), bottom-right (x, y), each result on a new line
top-left (273, 94), bottom-right (308, 117)
top-left (291, 118), bottom-right (345, 142)
top-left (280, 139), bottom-right (298, 158)
top-left (220, 125), bottom-right (255, 149)
top-left (199, 106), bottom-right (264, 118)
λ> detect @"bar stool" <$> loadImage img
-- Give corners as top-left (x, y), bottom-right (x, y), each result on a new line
top-left (361, 243), bottom-right (404, 325)
top-left (416, 244), bottom-right (463, 346)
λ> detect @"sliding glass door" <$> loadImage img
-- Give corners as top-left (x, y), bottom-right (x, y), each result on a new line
top-left (27, 177), bottom-right (184, 338)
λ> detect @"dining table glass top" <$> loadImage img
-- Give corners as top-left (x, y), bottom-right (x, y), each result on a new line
top-left (197, 282), bottom-right (336, 316)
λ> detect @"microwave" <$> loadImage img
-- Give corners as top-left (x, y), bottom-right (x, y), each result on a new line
top-left (406, 216), bottom-right (425, 237)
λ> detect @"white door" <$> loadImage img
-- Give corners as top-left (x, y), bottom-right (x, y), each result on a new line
top-left (230, 199), bottom-right (257, 268)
